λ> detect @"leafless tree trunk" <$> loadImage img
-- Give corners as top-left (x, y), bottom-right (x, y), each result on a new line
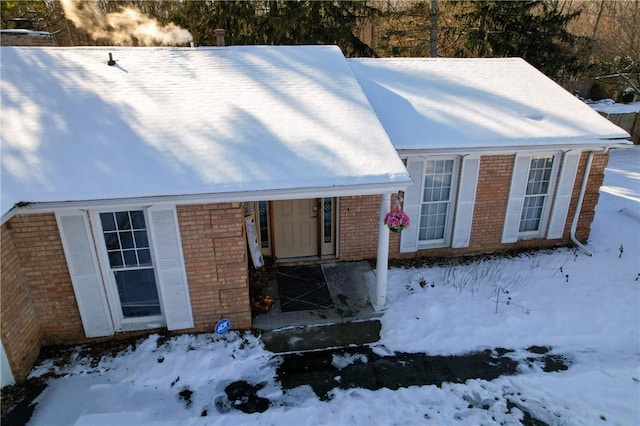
top-left (430, 0), bottom-right (438, 57)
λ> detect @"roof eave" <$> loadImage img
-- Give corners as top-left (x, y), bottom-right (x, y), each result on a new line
top-left (1, 179), bottom-right (411, 225)
top-left (395, 138), bottom-right (633, 157)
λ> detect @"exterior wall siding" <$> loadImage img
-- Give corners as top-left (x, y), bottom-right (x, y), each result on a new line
top-left (177, 203), bottom-right (251, 331)
top-left (1, 222), bottom-right (42, 382)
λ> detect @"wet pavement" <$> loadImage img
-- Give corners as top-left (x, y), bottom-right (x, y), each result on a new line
top-left (222, 344), bottom-right (570, 424)
top-left (275, 345), bottom-right (569, 400)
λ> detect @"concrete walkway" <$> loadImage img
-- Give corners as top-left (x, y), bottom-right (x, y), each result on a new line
top-left (252, 261), bottom-right (383, 352)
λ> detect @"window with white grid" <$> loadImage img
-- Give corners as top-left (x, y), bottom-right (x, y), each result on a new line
top-left (99, 210), bottom-right (161, 319)
top-left (419, 159), bottom-right (455, 243)
top-left (519, 156), bottom-right (554, 233)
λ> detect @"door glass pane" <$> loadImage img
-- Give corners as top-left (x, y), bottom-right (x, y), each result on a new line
top-left (258, 201), bottom-right (269, 248)
top-left (114, 269), bottom-right (160, 318)
top-left (323, 198), bottom-right (332, 243)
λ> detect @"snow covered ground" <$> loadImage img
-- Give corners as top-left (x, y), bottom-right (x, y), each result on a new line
top-left (25, 146), bottom-right (640, 425)
top-left (587, 99), bottom-right (640, 114)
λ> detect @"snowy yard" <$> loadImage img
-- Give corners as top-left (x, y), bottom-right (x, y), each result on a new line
top-left (17, 146), bottom-right (640, 425)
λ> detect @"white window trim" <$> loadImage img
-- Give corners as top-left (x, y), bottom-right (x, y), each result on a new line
top-left (89, 209), bottom-right (166, 332)
top-left (417, 156), bottom-right (460, 249)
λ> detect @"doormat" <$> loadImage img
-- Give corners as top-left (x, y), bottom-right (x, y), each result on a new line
top-left (277, 265), bottom-right (334, 313)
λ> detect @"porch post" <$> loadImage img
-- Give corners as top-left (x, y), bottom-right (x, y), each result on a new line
top-left (374, 193), bottom-right (391, 311)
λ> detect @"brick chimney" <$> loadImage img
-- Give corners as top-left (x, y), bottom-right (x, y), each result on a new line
top-left (213, 28), bottom-right (226, 47)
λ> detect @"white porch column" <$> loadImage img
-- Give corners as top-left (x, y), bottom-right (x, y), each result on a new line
top-left (374, 193), bottom-right (391, 311)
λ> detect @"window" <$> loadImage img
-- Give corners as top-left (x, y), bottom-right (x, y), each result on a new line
top-left (99, 210), bottom-right (161, 319)
top-left (519, 156), bottom-right (554, 236)
top-left (418, 159), bottom-right (456, 245)
top-left (58, 207), bottom-right (192, 337)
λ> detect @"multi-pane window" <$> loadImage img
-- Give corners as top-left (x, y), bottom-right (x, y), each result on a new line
top-left (419, 159), bottom-right (454, 243)
top-left (99, 210), bottom-right (161, 318)
top-left (519, 156), bottom-right (554, 233)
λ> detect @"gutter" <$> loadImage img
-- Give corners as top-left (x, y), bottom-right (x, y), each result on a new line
top-left (396, 140), bottom-right (631, 158)
top-left (570, 147), bottom-right (611, 256)
top-left (1, 179), bottom-right (411, 225)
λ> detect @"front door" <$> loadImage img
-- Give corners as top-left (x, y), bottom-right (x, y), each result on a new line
top-left (273, 199), bottom-right (319, 258)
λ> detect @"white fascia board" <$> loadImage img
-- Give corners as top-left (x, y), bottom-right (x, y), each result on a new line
top-left (396, 141), bottom-right (632, 159)
top-left (1, 180), bottom-right (411, 224)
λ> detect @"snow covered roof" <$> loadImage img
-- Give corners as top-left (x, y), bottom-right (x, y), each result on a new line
top-left (348, 57), bottom-right (631, 151)
top-left (1, 46), bottom-right (410, 217)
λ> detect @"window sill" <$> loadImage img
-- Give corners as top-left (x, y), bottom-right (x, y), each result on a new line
top-left (417, 242), bottom-right (449, 250)
top-left (118, 317), bottom-right (166, 332)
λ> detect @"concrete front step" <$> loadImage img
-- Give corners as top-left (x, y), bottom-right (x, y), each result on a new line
top-left (259, 319), bottom-right (382, 353)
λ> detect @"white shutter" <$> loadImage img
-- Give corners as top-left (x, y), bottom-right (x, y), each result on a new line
top-left (452, 155), bottom-right (480, 248)
top-left (547, 151), bottom-right (580, 239)
top-left (147, 206), bottom-right (194, 330)
top-left (56, 211), bottom-right (114, 337)
top-left (502, 154), bottom-right (532, 243)
top-left (400, 158), bottom-right (424, 253)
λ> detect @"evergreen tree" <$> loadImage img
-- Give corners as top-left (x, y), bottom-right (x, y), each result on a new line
top-left (171, 1), bottom-right (376, 57)
top-left (453, 0), bottom-right (582, 78)
top-left (258, 1), bottom-right (378, 57)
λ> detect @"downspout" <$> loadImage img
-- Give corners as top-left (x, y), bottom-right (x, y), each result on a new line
top-left (570, 147), bottom-right (609, 256)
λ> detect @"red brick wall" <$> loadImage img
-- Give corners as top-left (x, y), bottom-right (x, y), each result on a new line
top-left (1, 222), bottom-right (42, 382)
top-left (177, 203), bottom-right (251, 331)
top-left (338, 195), bottom-right (381, 261)
top-left (339, 152), bottom-right (608, 261)
top-left (4, 214), bottom-right (85, 346)
top-left (574, 152), bottom-right (608, 242)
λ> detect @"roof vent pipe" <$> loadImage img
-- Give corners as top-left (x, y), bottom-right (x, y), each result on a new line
top-left (107, 52), bottom-right (116, 66)
top-left (214, 28), bottom-right (226, 47)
